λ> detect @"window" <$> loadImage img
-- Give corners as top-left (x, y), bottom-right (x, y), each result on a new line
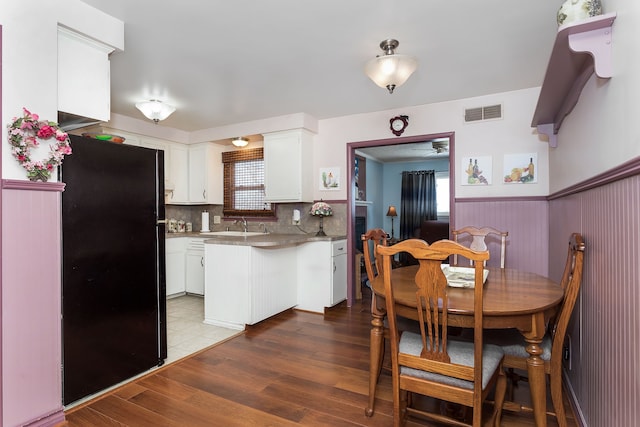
top-left (222, 148), bottom-right (274, 217)
top-left (435, 171), bottom-right (450, 217)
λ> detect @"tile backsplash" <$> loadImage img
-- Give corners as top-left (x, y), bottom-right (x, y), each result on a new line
top-left (165, 202), bottom-right (346, 237)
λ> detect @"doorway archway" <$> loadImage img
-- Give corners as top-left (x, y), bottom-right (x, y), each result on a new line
top-left (345, 131), bottom-right (455, 306)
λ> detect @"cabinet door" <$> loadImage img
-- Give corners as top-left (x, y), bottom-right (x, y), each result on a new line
top-left (58, 27), bottom-right (113, 121)
top-left (264, 130), bottom-right (313, 202)
top-left (189, 145), bottom-right (207, 203)
top-left (166, 238), bottom-right (187, 296)
top-left (188, 143), bottom-right (223, 204)
top-left (296, 241), bottom-right (331, 313)
top-left (186, 251), bottom-right (205, 295)
top-left (168, 144), bottom-right (189, 204)
top-left (332, 253), bottom-right (347, 304)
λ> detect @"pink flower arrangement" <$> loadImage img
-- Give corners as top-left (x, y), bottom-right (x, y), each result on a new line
top-left (7, 107), bottom-right (72, 182)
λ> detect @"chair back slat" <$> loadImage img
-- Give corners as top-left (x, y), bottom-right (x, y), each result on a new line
top-left (452, 226), bottom-right (508, 269)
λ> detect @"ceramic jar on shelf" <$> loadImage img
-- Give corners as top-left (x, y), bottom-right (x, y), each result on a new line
top-left (557, 0), bottom-right (602, 26)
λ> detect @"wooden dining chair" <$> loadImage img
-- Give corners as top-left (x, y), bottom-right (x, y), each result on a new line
top-left (362, 229), bottom-right (423, 417)
top-left (452, 226), bottom-right (508, 269)
top-left (361, 228), bottom-right (388, 290)
top-left (362, 229), bottom-right (390, 416)
top-left (378, 239), bottom-right (507, 427)
top-left (485, 233), bottom-right (585, 427)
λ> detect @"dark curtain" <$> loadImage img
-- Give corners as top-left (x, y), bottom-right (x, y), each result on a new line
top-left (399, 170), bottom-right (437, 240)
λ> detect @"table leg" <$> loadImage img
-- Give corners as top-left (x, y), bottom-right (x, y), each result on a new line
top-left (523, 316), bottom-right (548, 427)
top-left (365, 309), bottom-right (385, 417)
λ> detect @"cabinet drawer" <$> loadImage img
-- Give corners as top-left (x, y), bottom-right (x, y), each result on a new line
top-left (332, 240), bottom-right (347, 256)
top-left (187, 238), bottom-right (205, 251)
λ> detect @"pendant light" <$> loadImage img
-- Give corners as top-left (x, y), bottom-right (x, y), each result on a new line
top-left (364, 39), bottom-right (418, 94)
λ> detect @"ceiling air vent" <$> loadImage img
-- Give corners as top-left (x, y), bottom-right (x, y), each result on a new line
top-left (464, 104), bottom-right (502, 123)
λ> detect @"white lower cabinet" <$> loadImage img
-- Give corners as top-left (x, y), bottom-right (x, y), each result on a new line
top-left (297, 239), bottom-right (347, 313)
top-left (185, 238), bottom-right (205, 295)
top-left (204, 244), bottom-right (298, 330)
top-left (166, 237), bottom-right (187, 296)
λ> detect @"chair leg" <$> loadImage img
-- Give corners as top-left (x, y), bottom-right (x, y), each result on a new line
top-left (493, 367), bottom-right (508, 427)
top-left (397, 389), bottom-right (408, 427)
top-left (550, 371), bottom-right (568, 427)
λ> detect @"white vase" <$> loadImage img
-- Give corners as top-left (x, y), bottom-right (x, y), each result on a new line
top-left (557, 0), bottom-right (602, 26)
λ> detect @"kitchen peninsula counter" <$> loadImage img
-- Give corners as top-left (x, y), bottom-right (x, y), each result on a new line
top-left (203, 233), bottom-right (347, 330)
top-left (202, 233), bottom-right (345, 247)
top-left (166, 231), bottom-right (346, 245)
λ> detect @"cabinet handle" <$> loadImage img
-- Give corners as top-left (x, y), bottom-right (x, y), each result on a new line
top-left (203, 190), bottom-right (206, 199)
top-left (201, 257), bottom-right (204, 267)
top-left (334, 261), bottom-right (336, 273)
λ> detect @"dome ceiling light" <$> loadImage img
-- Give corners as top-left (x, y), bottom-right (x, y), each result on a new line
top-left (364, 39), bottom-right (418, 94)
top-left (231, 137), bottom-right (249, 147)
top-left (135, 99), bottom-right (176, 124)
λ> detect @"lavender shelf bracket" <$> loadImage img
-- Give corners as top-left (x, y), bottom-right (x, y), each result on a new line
top-left (532, 12), bottom-right (616, 148)
top-left (567, 25), bottom-right (614, 79)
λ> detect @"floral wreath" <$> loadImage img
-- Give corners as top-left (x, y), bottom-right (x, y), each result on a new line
top-left (7, 107), bottom-right (72, 182)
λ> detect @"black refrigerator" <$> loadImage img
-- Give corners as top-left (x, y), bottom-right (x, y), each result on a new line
top-left (61, 134), bottom-right (167, 405)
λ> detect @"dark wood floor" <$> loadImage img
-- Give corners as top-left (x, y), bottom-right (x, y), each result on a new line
top-left (65, 290), bottom-right (578, 426)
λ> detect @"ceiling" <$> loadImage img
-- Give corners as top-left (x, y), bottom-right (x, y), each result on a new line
top-left (80, 0), bottom-right (561, 133)
top-left (357, 139), bottom-right (449, 163)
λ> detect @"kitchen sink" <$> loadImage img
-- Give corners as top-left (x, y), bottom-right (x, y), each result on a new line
top-left (200, 231), bottom-right (266, 237)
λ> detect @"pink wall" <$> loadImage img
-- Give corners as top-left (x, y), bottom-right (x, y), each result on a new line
top-left (1, 180), bottom-right (65, 427)
top-left (453, 197), bottom-right (549, 276)
top-left (549, 164), bottom-right (640, 426)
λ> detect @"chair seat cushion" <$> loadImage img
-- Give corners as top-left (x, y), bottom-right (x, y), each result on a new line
top-left (484, 329), bottom-right (552, 361)
top-left (399, 332), bottom-right (504, 390)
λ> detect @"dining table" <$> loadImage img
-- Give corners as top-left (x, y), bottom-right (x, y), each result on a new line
top-left (366, 264), bottom-right (564, 427)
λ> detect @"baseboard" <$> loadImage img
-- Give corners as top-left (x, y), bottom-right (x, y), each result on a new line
top-left (563, 369), bottom-right (588, 427)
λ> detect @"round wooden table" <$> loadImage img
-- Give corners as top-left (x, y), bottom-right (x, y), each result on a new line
top-left (366, 265), bottom-right (564, 427)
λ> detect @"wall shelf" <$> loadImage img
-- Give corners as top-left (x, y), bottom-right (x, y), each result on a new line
top-left (531, 12), bottom-right (616, 147)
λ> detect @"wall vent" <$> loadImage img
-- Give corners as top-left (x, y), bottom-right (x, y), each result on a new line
top-left (464, 104), bottom-right (502, 122)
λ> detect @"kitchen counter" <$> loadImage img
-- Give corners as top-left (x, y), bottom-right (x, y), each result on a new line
top-left (166, 232), bottom-right (346, 247)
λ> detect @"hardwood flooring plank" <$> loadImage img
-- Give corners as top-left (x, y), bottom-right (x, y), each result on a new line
top-left (184, 387), bottom-right (302, 426)
top-left (136, 374), bottom-right (202, 402)
top-left (64, 407), bottom-right (127, 427)
top-left (82, 394), bottom-right (184, 427)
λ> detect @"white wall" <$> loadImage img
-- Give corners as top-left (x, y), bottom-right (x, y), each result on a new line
top-left (314, 87), bottom-right (549, 202)
top-left (1, 0), bottom-right (123, 180)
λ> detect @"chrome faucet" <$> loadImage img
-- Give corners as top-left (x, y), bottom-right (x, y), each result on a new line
top-left (235, 217), bottom-right (248, 232)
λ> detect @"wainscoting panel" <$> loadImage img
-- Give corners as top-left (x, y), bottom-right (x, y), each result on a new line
top-left (454, 198), bottom-right (549, 276)
top-left (2, 181), bottom-right (65, 427)
top-left (550, 175), bottom-right (640, 427)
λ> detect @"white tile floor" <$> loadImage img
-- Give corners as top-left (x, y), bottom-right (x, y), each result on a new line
top-left (166, 294), bottom-right (242, 364)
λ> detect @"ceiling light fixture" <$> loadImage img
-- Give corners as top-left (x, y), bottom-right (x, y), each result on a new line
top-left (135, 100), bottom-right (176, 124)
top-left (364, 39), bottom-right (418, 94)
top-left (231, 137), bottom-right (249, 147)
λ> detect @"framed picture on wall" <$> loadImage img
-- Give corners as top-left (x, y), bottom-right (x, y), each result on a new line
top-left (503, 153), bottom-right (537, 184)
top-left (320, 167), bottom-right (340, 190)
top-left (461, 156), bottom-right (492, 185)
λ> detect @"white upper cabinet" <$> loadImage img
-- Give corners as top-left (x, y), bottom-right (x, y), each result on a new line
top-left (188, 142), bottom-right (224, 205)
top-left (58, 26), bottom-right (114, 121)
top-left (167, 144), bottom-right (189, 204)
top-left (263, 129), bottom-right (314, 202)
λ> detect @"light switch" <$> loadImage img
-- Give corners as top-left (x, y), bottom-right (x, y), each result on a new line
top-left (213, 215), bottom-right (221, 224)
